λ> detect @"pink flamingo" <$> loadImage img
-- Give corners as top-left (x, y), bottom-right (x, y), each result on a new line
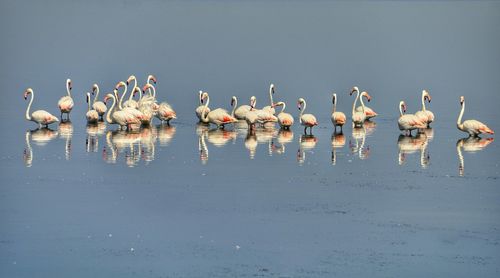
top-left (262, 84), bottom-right (276, 115)
top-left (331, 93), bottom-right (346, 132)
top-left (196, 90), bottom-right (211, 121)
top-left (352, 86), bottom-right (377, 119)
top-left (24, 88), bottom-right (59, 128)
top-left (298, 98), bottom-right (318, 134)
top-left (58, 79), bottom-right (74, 120)
top-left (415, 90), bottom-right (434, 127)
top-left (457, 96), bottom-right (494, 137)
top-left (200, 92), bottom-right (237, 129)
top-left (91, 84), bottom-right (107, 120)
top-left (273, 101), bottom-right (294, 129)
top-left (398, 101), bottom-right (427, 135)
top-left (85, 92), bottom-right (99, 124)
top-left (104, 93), bottom-right (141, 130)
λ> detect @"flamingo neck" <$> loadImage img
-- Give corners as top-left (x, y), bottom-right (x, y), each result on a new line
top-left (149, 85), bottom-right (156, 98)
top-left (421, 91), bottom-right (427, 111)
top-left (93, 85), bottom-right (100, 104)
top-left (147, 77), bottom-right (154, 97)
top-left (201, 95), bottom-right (210, 123)
top-left (299, 101), bottom-right (306, 123)
top-left (269, 86), bottom-right (274, 106)
top-left (106, 96), bottom-right (116, 124)
top-left (332, 96), bottom-right (337, 113)
top-left (359, 94), bottom-right (366, 113)
top-left (117, 84), bottom-right (127, 110)
top-left (66, 82), bottom-right (72, 97)
top-left (231, 98), bottom-right (237, 118)
top-left (281, 102), bottom-right (286, 113)
top-left (457, 101), bottom-right (465, 130)
top-left (26, 92), bottom-right (33, 121)
top-left (87, 94), bottom-right (91, 112)
top-left (352, 91), bottom-right (359, 116)
top-left (399, 102), bottom-right (404, 116)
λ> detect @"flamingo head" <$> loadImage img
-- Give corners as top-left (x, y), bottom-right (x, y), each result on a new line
top-left (115, 81), bottom-right (126, 90)
top-left (133, 86), bottom-right (141, 96)
top-left (126, 75), bottom-right (136, 86)
top-left (250, 96), bottom-right (256, 109)
top-left (67, 79), bottom-right (72, 90)
top-left (86, 92), bottom-right (91, 103)
top-left (460, 96), bottom-right (465, 105)
top-left (400, 101), bottom-right (407, 113)
top-left (148, 74), bottom-right (157, 84)
top-left (270, 83), bottom-right (275, 94)
top-left (91, 84), bottom-right (98, 95)
top-left (423, 90), bottom-right (431, 103)
top-left (142, 84), bottom-right (152, 93)
top-left (231, 96), bottom-right (237, 107)
top-left (361, 92), bottom-right (371, 102)
top-left (24, 88), bottom-right (33, 100)
top-left (297, 98), bottom-right (305, 110)
top-left (350, 86), bottom-right (359, 96)
top-left (332, 93), bottom-right (337, 104)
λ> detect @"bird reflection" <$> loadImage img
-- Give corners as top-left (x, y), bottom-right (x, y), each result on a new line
top-left (363, 120), bottom-right (377, 136)
top-left (397, 133), bottom-right (430, 168)
top-left (245, 129), bottom-right (258, 159)
top-left (157, 124), bottom-right (176, 146)
top-left (270, 129), bottom-right (294, 155)
top-left (58, 121), bottom-right (73, 160)
top-left (456, 137), bottom-right (494, 176)
top-left (297, 134), bottom-right (317, 164)
top-left (198, 132), bottom-right (209, 164)
top-left (255, 127), bottom-right (276, 156)
top-left (331, 132), bottom-right (346, 165)
top-left (24, 128), bottom-right (59, 167)
top-left (207, 128), bottom-right (237, 147)
top-left (86, 122), bottom-right (106, 153)
top-left (139, 126), bottom-right (157, 163)
top-left (350, 127), bottom-right (370, 160)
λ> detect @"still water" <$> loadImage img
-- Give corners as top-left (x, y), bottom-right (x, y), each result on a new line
top-left (1, 0), bottom-right (500, 277)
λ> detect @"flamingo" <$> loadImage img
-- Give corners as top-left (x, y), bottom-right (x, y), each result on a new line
top-left (200, 92), bottom-right (238, 129)
top-left (58, 79), bottom-right (74, 120)
top-left (415, 90), bottom-right (434, 127)
top-left (245, 96), bottom-right (277, 129)
top-left (352, 86), bottom-right (377, 119)
top-left (148, 83), bottom-right (176, 125)
top-left (331, 93), bottom-right (346, 132)
top-left (457, 96), bottom-right (494, 137)
top-left (85, 92), bottom-right (99, 124)
top-left (24, 88), bottom-right (59, 128)
top-left (91, 84), bottom-right (107, 120)
top-left (196, 90), bottom-right (211, 121)
top-left (350, 90), bottom-right (368, 127)
top-left (273, 101), bottom-right (294, 129)
top-left (298, 98), bottom-right (318, 134)
top-left (104, 93), bottom-right (141, 130)
top-left (114, 82), bottom-right (145, 121)
top-left (262, 84), bottom-right (276, 115)
top-left (234, 95), bottom-right (254, 120)
top-left (398, 101), bottom-right (427, 135)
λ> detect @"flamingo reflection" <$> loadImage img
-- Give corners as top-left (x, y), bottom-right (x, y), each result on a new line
top-left (24, 128), bottom-right (59, 167)
top-left (297, 134), bottom-right (317, 164)
top-left (58, 121), bottom-right (73, 160)
top-left (271, 129), bottom-right (294, 155)
top-left (157, 124), bottom-right (176, 147)
top-left (397, 133), bottom-right (430, 168)
top-left (331, 132), bottom-right (346, 165)
top-left (350, 127), bottom-right (370, 160)
top-left (86, 122), bottom-right (106, 153)
top-left (456, 137), bottom-right (494, 176)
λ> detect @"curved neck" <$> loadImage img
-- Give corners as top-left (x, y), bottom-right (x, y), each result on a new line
top-left (117, 84), bottom-right (127, 110)
top-left (201, 95), bottom-right (210, 123)
top-left (87, 95), bottom-right (91, 112)
top-left (147, 77), bottom-right (154, 96)
top-left (269, 86), bottom-right (274, 106)
top-left (421, 91), bottom-right (427, 111)
top-left (66, 82), bottom-right (72, 97)
top-left (359, 94), bottom-right (366, 113)
top-left (299, 101), bottom-right (306, 122)
top-left (352, 91), bottom-right (359, 115)
top-left (457, 101), bottom-right (465, 127)
top-left (399, 103), bottom-right (404, 116)
top-left (332, 97), bottom-right (337, 113)
top-left (106, 96), bottom-right (116, 124)
top-left (281, 102), bottom-right (286, 113)
top-left (93, 85), bottom-right (99, 104)
top-left (26, 92), bottom-right (33, 121)
top-left (231, 98), bottom-right (237, 117)
top-left (149, 85), bottom-right (156, 98)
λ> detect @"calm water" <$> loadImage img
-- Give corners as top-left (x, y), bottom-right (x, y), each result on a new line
top-left (1, 1), bottom-right (500, 277)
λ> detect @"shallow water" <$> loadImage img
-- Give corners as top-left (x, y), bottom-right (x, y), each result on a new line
top-left (1, 1), bottom-right (500, 277)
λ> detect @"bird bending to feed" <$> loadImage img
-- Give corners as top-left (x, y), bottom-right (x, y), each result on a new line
top-left (352, 86), bottom-right (377, 119)
top-left (234, 95), bottom-right (254, 120)
top-left (457, 96), bottom-right (494, 137)
top-left (58, 79), bottom-right (74, 120)
top-left (24, 88), bottom-right (59, 128)
top-left (104, 93), bottom-right (141, 130)
top-left (331, 93), bottom-right (346, 132)
top-left (196, 90), bottom-right (211, 121)
top-left (91, 84), bottom-right (107, 120)
top-left (200, 92), bottom-right (237, 129)
top-left (85, 92), bottom-right (99, 124)
top-left (398, 101), bottom-right (427, 135)
top-left (350, 90), bottom-right (370, 127)
top-left (262, 84), bottom-right (276, 115)
top-left (274, 101), bottom-right (294, 129)
top-left (414, 89), bottom-right (434, 127)
top-left (298, 97), bottom-right (318, 134)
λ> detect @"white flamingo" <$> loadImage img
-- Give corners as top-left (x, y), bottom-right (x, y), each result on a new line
top-left (24, 88), bottom-right (59, 128)
top-left (398, 101), bottom-right (427, 135)
top-left (91, 84), bottom-right (107, 120)
top-left (58, 79), bottom-right (74, 120)
top-left (352, 86), bottom-right (377, 119)
top-left (273, 101), bottom-right (294, 129)
top-left (104, 93), bottom-right (141, 130)
top-left (331, 93), bottom-right (346, 132)
top-left (415, 90), bottom-right (434, 127)
top-left (350, 90), bottom-right (369, 127)
top-left (262, 84), bottom-right (276, 115)
top-left (85, 92), bottom-right (99, 124)
top-left (200, 92), bottom-right (238, 128)
top-left (234, 95), bottom-right (254, 120)
top-left (147, 83), bottom-right (176, 125)
top-left (114, 82), bottom-right (145, 121)
top-left (457, 96), bottom-right (494, 137)
top-left (297, 98), bottom-right (318, 134)
top-left (196, 90), bottom-right (211, 121)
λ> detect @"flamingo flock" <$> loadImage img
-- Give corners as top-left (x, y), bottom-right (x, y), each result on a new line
top-left (23, 77), bottom-right (494, 170)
